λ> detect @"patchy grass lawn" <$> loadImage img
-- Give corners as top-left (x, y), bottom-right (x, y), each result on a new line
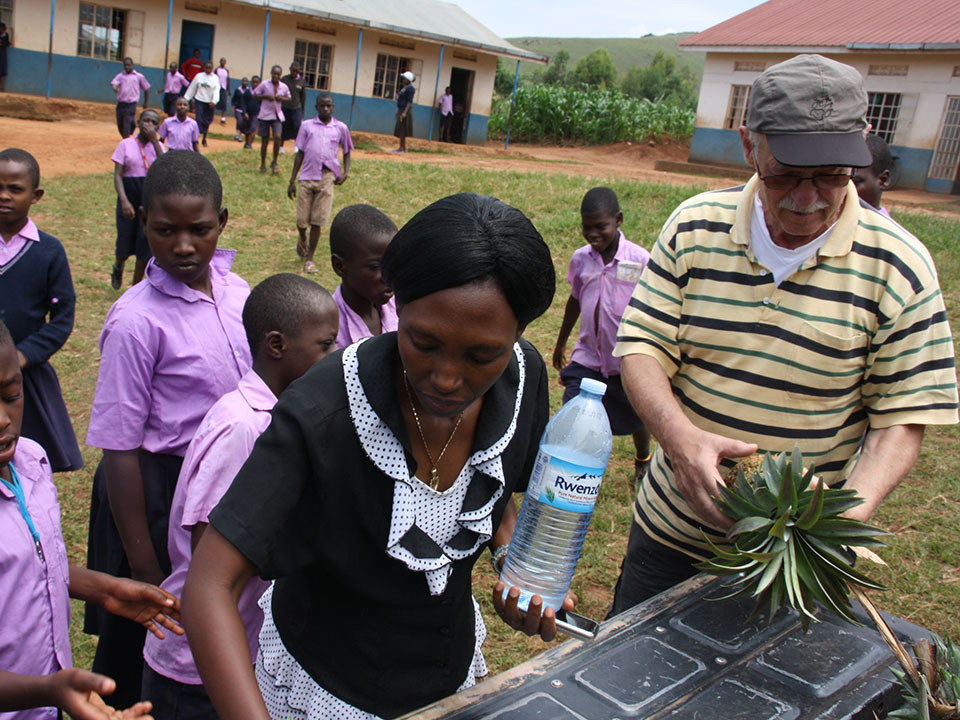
top-left (29, 151), bottom-right (960, 677)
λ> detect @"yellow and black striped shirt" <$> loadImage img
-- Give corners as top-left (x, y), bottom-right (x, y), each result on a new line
top-left (615, 176), bottom-right (959, 559)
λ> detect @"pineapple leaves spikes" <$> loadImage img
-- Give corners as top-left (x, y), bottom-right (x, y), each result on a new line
top-left (700, 447), bottom-right (888, 631)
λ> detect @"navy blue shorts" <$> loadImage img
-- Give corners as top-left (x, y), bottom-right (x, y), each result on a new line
top-left (258, 118), bottom-right (282, 139)
top-left (559, 362), bottom-right (644, 436)
top-left (142, 665), bottom-right (219, 720)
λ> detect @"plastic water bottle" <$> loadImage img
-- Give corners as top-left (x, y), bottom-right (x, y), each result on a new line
top-left (500, 377), bottom-right (612, 611)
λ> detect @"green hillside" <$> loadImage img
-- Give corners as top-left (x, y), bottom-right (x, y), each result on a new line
top-left (505, 34), bottom-right (705, 84)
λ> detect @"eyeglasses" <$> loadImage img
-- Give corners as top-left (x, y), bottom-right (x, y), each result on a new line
top-left (754, 163), bottom-right (854, 191)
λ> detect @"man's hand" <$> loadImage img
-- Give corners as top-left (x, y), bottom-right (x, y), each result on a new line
top-left (665, 425), bottom-right (757, 530)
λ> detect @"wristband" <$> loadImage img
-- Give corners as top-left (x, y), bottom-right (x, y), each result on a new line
top-left (490, 543), bottom-right (510, 573)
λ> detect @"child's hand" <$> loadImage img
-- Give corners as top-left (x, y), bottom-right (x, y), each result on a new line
top-left (552, 344), bottom-right (567, 373)
top-left (120, 200), bottom-right (136, 220)
top-left (47, 668), bottom-right (154, 720)
top-left (100, 577), bottom-right (182, 640)
top-left (493, 581), bottom-right (577, 643)
top-left (287, 181), bottom-right (297, 200)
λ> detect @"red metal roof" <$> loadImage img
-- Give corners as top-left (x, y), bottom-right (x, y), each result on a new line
top-left (681, 0), bottom-right (960, 49)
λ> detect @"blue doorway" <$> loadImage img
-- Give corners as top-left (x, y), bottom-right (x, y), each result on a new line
top-left (178, 20), bottom-right (214, 66)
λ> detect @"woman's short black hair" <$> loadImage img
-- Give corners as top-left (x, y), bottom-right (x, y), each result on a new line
top-left (142, 150), bottom-right (222, 213)
top-left (381, 193), bottom-right (555, 328)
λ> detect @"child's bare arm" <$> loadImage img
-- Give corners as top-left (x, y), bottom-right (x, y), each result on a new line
top-left (334, 150), bottom-right (350, 186)
top-left (113, 163), bottom-right (135, 220)
top-left (287, 151), bottom-right (304, 199)
top-left (552, 294), bottom-right (581, 372)
top-left (0, 668), bottom-right (154, 719)
top-left (102, 449), bottom-right (166, 586)
top-left (68, 566), bottom-right (181, 639)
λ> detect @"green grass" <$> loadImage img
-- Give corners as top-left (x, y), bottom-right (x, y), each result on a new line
top-left (30, 151), bottom-right (960, 679)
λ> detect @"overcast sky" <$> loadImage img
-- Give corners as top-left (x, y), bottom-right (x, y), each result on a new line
top-left (451, 1), bottom-right (768, 38)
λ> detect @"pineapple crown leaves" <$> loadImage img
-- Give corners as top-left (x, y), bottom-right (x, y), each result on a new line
top-left (889, 637), bottom-right (960, 720)
top-left (695, 446), bottom-right (889, 630)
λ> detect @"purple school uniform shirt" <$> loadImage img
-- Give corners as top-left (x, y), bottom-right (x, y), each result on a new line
top-left (294, 116), bottom-right (353, 180)
top-left (440, 93), bottom-right (454, 115)
top-left (215, 66), bottom-right (229, 89)
top-left (163, 70), bottom-right (189, 94)
top-left (0, 216), bottom-right (39, 265)
top-left (143, 369), bottom-right (274, 684)
top-left (111, 135), bottom-right (164, 178)
top-left (332, 284), bottom-right (398, 350)
top-left (159, 115), bottom-right (200, 150)
top-left (86, 249), bottom-right (251, 456)
top-left (111, 70), bottom-right (150, 103)
top-left (568, 231), bottom-right (650, 377)
top-left (0, 438), bottom-right (72, 720)
top-left (253, 79), bottom-right (290, 122)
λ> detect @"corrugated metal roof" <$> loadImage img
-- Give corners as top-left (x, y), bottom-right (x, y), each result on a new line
top-left (681, 0), bottom-right (960, 49)
top-left (230, 0), bottom-right (548, 61)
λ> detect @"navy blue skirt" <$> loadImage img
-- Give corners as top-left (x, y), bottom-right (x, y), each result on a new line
top-left (115, 176), bottom-right (152, 262)
top-left (21, 361), bottom-right (84, 472)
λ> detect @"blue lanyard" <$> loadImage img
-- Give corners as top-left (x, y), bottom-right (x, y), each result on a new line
top-left (0, 464), bottom-right (45, 564)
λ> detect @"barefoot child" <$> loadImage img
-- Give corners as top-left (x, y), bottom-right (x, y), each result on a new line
top-left (159, 62), bottom-right (189, 117)
top-left (183, 60), bottom-right (220, 148)
top-left (158, 97), bottom-right (200, 151)
top-left (328, 204), bottom-right (398, 348)
top-left (253, 65), bottom-right (290, 174)
top-left (287, 92), bottom-right (353, 273)
top-left (110, 109), bottom-right (165, 290)
top-left (552, 186), bottom-right (651, 485)
top-left (85, 151), bottom-right (252, 708)
top-left (142, 273), bottom-right (338, 717)
top-left (110, 57), bottom-right (150, 139)
top-left (853, 133), bottom-right (895, 217)
top-left (0, 149), bottom-right (84, 472)
top-left (0, 319), bottom-right (181, 720)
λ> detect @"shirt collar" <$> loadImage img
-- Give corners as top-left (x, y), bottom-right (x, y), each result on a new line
top-left (585, 229), bottom-right (629, 264)
top-left (145, 247), bottom-right (237, 302)
top-left (733, 174), bottom-right (859, 258)
top-left (0, 217), bottom-right (39, 246)
top-left (355, 332), bottom-right (523, 458)
top-left (237, 368), bottom-right (278, 413)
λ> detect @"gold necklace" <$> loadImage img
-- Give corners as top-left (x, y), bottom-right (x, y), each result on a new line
top-left (403, 371), bottom-right (464, 491)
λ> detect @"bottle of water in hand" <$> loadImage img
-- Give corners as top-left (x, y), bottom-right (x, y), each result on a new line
top-left (500, 378), bottom-right (613, 612)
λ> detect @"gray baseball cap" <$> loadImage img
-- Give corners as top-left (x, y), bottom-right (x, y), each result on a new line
top-left (747, 54), bottom-right (871, 168)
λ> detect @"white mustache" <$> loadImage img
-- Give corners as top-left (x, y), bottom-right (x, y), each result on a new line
top-left (778, 195), bottom-right (831, 214)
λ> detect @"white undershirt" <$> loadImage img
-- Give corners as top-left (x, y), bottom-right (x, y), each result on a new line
top-left (750, 193), bottom-right (835, 287)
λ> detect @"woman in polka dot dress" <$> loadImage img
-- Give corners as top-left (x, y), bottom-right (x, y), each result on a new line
top-left (182, 193), bottom-right (574, 719)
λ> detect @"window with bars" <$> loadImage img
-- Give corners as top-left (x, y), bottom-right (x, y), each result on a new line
top-left (294, 39), bottom-right (333, 90)
top-left (0, 0), bottom-right (12, 29)
top-left (372, 53), bottom-right (421, 101)
top-left (929, 96), bottom-right (960, 181)
top-left (77, 2), bottom-right (125, 60)
top-left (866, 92), bottom-right (901, 144)
top-left (724, 85), bottom-right (751, 130)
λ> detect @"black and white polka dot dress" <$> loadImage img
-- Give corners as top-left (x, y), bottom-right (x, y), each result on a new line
top-left (255, 339), bottom-right (527, 719)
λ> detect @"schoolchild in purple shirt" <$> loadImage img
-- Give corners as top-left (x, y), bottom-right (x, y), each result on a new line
top-left (84, 151), bottom-right (252, 709)
top-left (0, 320), bottom-right (181, 720)
top-left (142, 273), bottom-right (338, 718)
top-left (110, 108), bottom-right (165, 290)
top-left (328, 204), bottom-right (399, 349)
top-left (158, 61), bottom-right (189, 117)
top-left (158, 97), bottom-right (200, 151)
top-left (110, 57), bottom-right (151, 139)
top-left (552, 187), bottom-right (652, 485)
top-left (288, 92), bottom-right (353, 273)
top-left (254, 64), bottom-right (290, 174)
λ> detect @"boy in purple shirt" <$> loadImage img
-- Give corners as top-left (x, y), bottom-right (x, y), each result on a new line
top-left (0, 319), bottom-right (180, 720)
top-left (254, 64), bottom-right (291, 174)
top-left (287, 92), bottom-right (353, 273)
top-left (328, 204), bottom-right (399, 349)
top-left (852, 133), bottom-right (894, 218)
top-left (553, 187), bottom-right (652, 485)
top-left (158, 61), bottom-right (189, 116)
top-left (159, 97), bottom-right (200, 151)
top-left (110, 57), bottom-right (150, 138)
top-left (85, 151), bottom-right (252, 708)
top-left (438, 86), bottom-right (454, 142)
top-left (142, 273), bottom-right (338, 718)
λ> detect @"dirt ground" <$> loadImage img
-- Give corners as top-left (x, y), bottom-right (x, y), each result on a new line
top-left (2, 92), bottom-right (958, 213)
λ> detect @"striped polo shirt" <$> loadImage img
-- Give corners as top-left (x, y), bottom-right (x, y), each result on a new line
top-left (615, 176), bottom-right (958, 559)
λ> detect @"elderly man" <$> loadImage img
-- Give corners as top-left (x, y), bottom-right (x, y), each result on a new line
top-left (609, 54), bottom-right (958, 614)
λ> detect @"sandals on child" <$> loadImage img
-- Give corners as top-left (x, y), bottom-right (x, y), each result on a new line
top-left (303, 260), bottom-right (319, 274)
top-left (110, 261), bottom-right (123, 290)
top-left (296, 236), bottom-right (309, 260)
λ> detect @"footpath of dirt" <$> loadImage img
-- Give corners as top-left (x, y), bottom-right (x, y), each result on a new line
top-left (2, 91), bottom-right (958, 214)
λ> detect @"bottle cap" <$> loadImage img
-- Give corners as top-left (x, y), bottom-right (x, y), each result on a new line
top-left (579, 377), bottom-right (607, 397)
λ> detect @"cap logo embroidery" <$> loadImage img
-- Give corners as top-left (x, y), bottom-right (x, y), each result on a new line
top-left (810, 93), bottom-right (834, 122)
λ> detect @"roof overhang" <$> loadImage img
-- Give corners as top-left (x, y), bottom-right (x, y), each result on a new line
top-left (682, 43), bottom-right (960, 53)
top-left (227, 0), bottom-right (549, 63)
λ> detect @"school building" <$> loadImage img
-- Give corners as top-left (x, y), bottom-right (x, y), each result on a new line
top-left (0, 0), bottom-right (544, 144)
top-left (679, 0), bottom-right (960, 194)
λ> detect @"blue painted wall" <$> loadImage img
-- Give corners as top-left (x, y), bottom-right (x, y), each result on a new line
top-left (689, 126), bottom-right (946, 193)
top-left (5, 48), bottom-right (490, 144)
